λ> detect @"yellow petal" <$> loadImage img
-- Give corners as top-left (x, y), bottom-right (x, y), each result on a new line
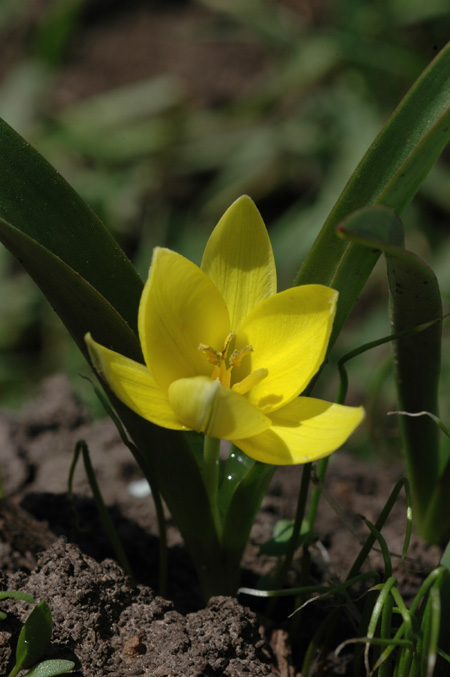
top-left (201, 196), bottom-right (277, 331)
top-left (234, 285), bottom-right (338, 413)
top-left (85, 333), bottom-right (187, 430)
top-left (233, 397), bottom-right (365, 465)
top-left (168, 375), bottom-right (271, 440)
top-left (139, 248), bottom-right (230, 391)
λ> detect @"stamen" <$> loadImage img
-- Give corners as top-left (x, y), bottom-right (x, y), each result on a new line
top-left (198, 343), bottom-right (222, 365)
top-left (229, 345), bottom-right (253, 368)
top-left (198, 333), bottom-right (260, 393)
top-left (221, 332), bottom-right (235, 359)
top-left (232, 368), bottom-right (268, 395)
top-left (198, 332), bottom-right (236, 366)
top-left (211, 362), bottom-right (231, 389)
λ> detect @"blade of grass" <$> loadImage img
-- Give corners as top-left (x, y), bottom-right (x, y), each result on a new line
top-left (360, 517), bottom-right (392, 581)
top-left (82, 376), bottom-right (168, 596)
top-left (68, 440), bottom-right (135, 585)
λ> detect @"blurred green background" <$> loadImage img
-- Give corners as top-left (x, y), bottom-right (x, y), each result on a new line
top-left (0, 0), bottom-right (449, 459)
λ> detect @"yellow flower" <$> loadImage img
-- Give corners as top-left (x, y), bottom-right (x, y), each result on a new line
top-left (86, 196), bottom-right (363, 465)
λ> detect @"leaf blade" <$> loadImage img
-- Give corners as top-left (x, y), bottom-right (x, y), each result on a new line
top-left (296, 42), bottom-right (450, 344)
top-left (15, 601), bottom-right (52, 671)
top-left (0, 117), bottom-right (143, 335)
top-left (24, 659), bottom-right (75, 677)
top-left (338, 206), bottom-right (443, 539)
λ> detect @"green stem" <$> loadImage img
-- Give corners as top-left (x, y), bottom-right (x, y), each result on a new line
top-left (267, 463), bottom-right (312, 616)
top-left (289, 545), bottom-right (313, 642)
top-left (279, 463), bottom-right (312, 582)
top-left (307, 346), bottom-right (347, 536)
top-left (306, 457), bottom-right (329, 533)
top-left (203, 435), bottom-right (222, 535)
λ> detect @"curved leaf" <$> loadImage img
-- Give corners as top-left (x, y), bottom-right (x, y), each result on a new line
top-left (0, 591), bottom-right (35, 604)
top-left (24, 660), bottom-right (75, 676)
top-left (0, 217), bottom-right (142, 362)
top-left (0, 117), bottom-right (143, 336)
top-left (0, 123), bottom-right (226, 600)
top-left (296, 41), bottom-right (450, 345)
top-left (15, 601), bottom-right (52, 671)
top-left (0, 217), bottom-right (227, 596)
top-left (338, 205), bottom-right (443, 540)
top-left (220, 454), bottom-right (275, 581)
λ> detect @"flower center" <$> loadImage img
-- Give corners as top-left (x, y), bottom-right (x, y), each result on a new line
top-left (198, 332), bottom-right (268, 395)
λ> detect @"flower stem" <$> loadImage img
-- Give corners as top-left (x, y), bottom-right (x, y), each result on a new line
top-left (203, 435), bottom-right (222, 535)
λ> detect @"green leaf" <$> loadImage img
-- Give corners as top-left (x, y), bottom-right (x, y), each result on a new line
top-left (386, 250), bottom-right (442, 537)
top-left (118, 415), bottom-right (225, 599)
top-left (220, 457), bottom-right (275, 582)
top-left (422, 446), bottom-right (450, 546)
top-left (0, 591), bottom-right (35, 603)
top-left (0, 591), bottom-right (35, 621)
top-left (296, 41), bottom-right (450, 346)
top-left (218, 446), bottom-right (257, 518)
top-left (260, 519), bottom-right (295, 556)
top-left (24, 660), bottom-right (75, 676)
top-left (15, 601), bottom-right (52, 671)
top-left (0, 217), bottom-right (142, 363)
top-left (258, 517), bottom-right (316, 557)
top-left (0, 118), bottom-right (143, 338)
top-left (0, 118), bottom-right (224, 600)
top-left (338, 205), bottom-right (443, 541)
top-left (0, 211), bottom-right (225, 598)
top-left (34, 0), bottom-right (83, 66)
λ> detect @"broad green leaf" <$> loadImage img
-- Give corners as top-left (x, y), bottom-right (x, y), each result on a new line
top-left (0, 217), bottom-right (142, 363)
top-left (191, 40), bottom-right (448, 583)
top-left (338, 205), bottom-right (443, 540)
top-left (116, 409), bottom-right (226, 598)
top-left (0, 119), bottom-right (224, 600)
top-left (24, 660), bottom-right (75, 676)
top-left (15, 601), bottom-right (52, 671)
top-left (220, 458), bottom-right (275, 576)
top-left (296, 41), bottom-right (450, 346)
top-left (424, 461), bottom-right (450, 545)
top-left (0, 217), bottom-right (225, 598)
top-left (386, 246), bottom-right (442, 535)
top-left (438, 544), bottom-right (450, 667)
top-left (0, 118), bottom-right (143, 337)
top-left (218, 446), bottom-right (257, 518)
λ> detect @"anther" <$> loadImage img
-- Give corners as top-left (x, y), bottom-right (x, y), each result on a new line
top-left (229, 345), bottom-right (253, 368)
top-left (198, 344), bottom-right (222, 365)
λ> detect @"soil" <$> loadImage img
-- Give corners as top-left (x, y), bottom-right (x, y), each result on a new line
top-left (0, 375), bottom-right (442, 675)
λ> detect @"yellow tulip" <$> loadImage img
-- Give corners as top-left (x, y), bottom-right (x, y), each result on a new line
top-left (86, 196), bottom-right (363, 464)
